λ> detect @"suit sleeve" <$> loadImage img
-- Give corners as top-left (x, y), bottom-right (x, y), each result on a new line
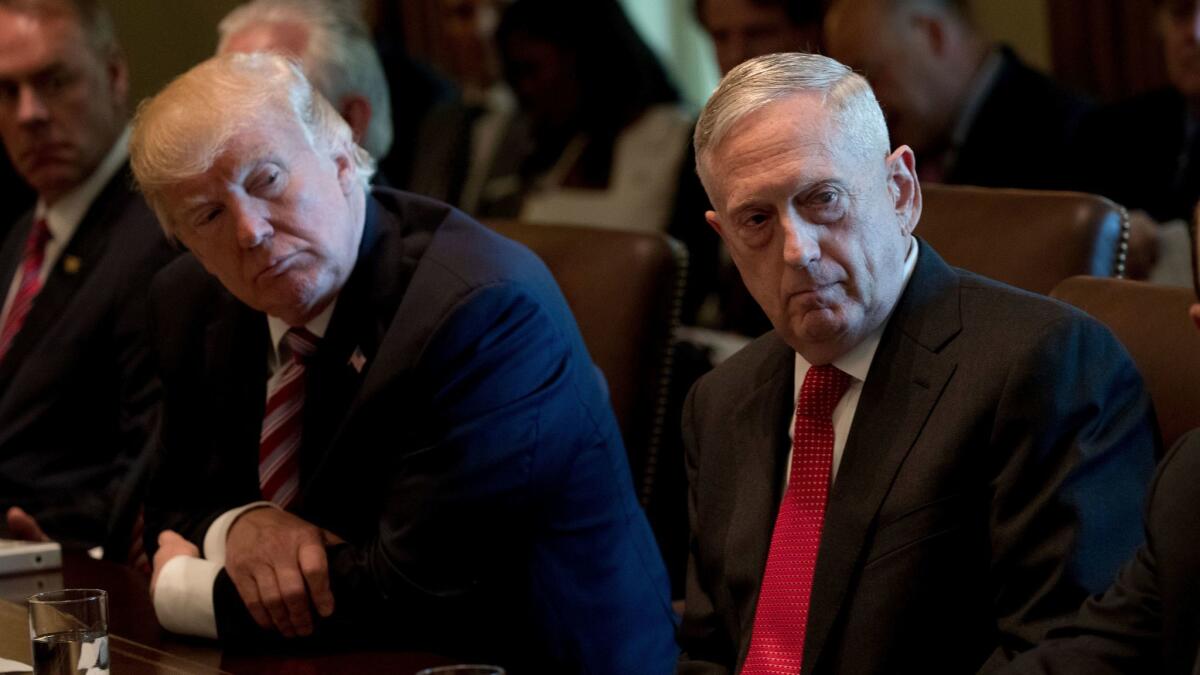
top-left (1000, 433), bottom-right (1200, 674)
top-left (209, 280), bottom-right (595, 646)
top-left (983, 314), bottom-right (1158, 669)
top-left (676, 377), bottom-right (734, 675)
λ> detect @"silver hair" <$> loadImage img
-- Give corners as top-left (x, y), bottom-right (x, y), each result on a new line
top-left (130, 52), bottom-right (374, 236)
top-left (217, 0), bottom-right (393, 160)
top-left (694, 52), bottom-right (890, 190)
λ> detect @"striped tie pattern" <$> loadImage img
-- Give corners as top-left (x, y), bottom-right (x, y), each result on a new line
top-left (0, 218), bottom-right (51, 362)
top-left (742, 364), bottom-right (852, 674)
top-left (259, 327), bottom-right (319, 509)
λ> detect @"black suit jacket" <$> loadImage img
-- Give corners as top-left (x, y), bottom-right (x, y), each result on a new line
top-left (948, 46), bottom-right (1092, 190)
top-left (1069, 88), bottom-right (1199, 223)
top-left (145, 189), bottom-right (679, 674)
top-left (677, 241), bottom-right (1158, 674)
top-left (1005, 430), bottom-right (1200, 675)
top-left (0, 163), bottom-right (176, 551)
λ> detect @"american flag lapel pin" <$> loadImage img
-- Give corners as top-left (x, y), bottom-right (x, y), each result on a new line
top-left (348, 346), bottom-right (367, 373)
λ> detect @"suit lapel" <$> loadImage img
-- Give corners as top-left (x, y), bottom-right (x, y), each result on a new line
top-left (0, 169), bottom-right (130, 392)
top-left (727, 337), bottom-right (798, 665)
top-left (204, 298), bottom-right (269, 480)
top-left (800, 241), bottom-right (963, 674)
top-left (298, 195), bottom-right (418, 496)
top-left (0, 212), bottom-right (28, 293)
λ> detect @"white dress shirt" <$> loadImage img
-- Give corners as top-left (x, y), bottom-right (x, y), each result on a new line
top-left (785, 240), bottom-right (920, 488)
top-left (0, 127), bottom-right (131, 330)
top-left (152, 301), bottom-right (337, 638)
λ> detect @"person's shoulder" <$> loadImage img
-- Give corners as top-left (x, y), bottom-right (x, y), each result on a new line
top-left (1149, 430), bottom-right (1200, 511)
top-left (692, 331), bottom-right (791, 404)
top-left (150, 253), bottom-right (222, 318)
top-left (944, 265), bottom-right (1121, 354)
top-left (372, 188), bottom-right (565, 319)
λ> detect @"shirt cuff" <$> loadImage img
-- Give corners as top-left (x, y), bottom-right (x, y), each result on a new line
top-left (152, 556), bottom-right (221, 638)
top-left (203, 501), bottom-right (277, 565)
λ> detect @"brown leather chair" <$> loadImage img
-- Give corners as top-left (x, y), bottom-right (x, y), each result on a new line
top-left (920, 184), bottom-right (1130, 295)
top-left (1050, 276), bottom-right (1200, 449)
top-left (484, 220), bottom-right (687, 507)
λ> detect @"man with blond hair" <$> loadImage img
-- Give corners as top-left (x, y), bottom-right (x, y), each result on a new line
top-left (134, 52), bottom-right (677, 673)
top-left (677, 52), bottom-right (1156, 673)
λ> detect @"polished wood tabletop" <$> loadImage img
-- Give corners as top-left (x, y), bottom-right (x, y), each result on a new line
top-left (0, 552), bottom-right (453, 674)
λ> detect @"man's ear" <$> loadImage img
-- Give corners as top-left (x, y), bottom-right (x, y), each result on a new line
top-left (108, 51), bottom-right (130, 105)
top-left (910, 12), bottom-right (949, 57)
top-left (1190, 303), bottom-right (1200, 332)
top-left (334, 150), bottom-right (355, 195)
top-left (337, 95), bottom-right (372, 147)
top-left (886, 145), bottom-right (921, 235)
top-left (705, 210), bottom-right (725, 238)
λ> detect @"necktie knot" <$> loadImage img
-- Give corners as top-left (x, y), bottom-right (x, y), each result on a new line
top-left (796, 364), bottom-right (852, 419)
top-left (24, 218), bottom-right (51, 257)
top-left (283, 327), bottom-right (319, 365)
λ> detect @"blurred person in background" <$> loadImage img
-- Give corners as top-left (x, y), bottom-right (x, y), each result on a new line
top-left (695, 0), bottom-right (825, 75)
top-left (0, 0), bottom-right (175, 556)
top-left (1070, 0), bottom-right (1200, 284)
top-left (408, 0), bottom-right (516, 214)
top-left (218, 0), bottom-right (394, 182)
top-left (825, 0), bottom-right (1091, 190)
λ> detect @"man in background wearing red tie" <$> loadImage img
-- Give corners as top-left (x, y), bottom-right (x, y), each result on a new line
top-left (0, 0), bottom-right (175, 554)
top-left (677, 52), bottom-right (1158, 674)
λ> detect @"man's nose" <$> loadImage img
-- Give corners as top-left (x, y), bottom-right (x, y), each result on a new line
top-left (781, 212), bottom-right (820, 269)
top-left (231, 202), bottom-right (272, 249)
top-left (15, 85), bottom-right (49, 125)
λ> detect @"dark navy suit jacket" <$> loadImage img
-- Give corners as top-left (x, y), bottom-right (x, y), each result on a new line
top-left (145, 188), bottom-right (678, 673)
top-left (0, 164), bottom-right (176, 552)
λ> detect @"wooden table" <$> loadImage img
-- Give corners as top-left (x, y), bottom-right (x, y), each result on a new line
top-left (0, 553), bottom-right (452, 674)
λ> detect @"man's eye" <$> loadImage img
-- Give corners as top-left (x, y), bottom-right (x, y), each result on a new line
top-left (813, 190), bottom-right (838, 205)
top-left (196, 207), bottom-right (223, 227)
top-left (744, 213), bottom-right (769, 228)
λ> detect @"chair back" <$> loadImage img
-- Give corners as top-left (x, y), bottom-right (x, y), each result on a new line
top-left (1051, 276), bottom-right (1200, 448)
top-left (920, 184), bottom-right (1129, 294)
top-left (485, 219), bottom-right (687, 505)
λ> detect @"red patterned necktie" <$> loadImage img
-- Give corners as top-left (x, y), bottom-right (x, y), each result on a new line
top-left (0, 218), bottom-right (52, 362)
top-left (742, 364), bottom-right (853, 674)
top-left (259, 327), bottom-right (319, 509)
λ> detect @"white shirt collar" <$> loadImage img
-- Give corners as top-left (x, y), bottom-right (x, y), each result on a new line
top-left (793, 238), bottom-right (920, 390)
top-left (266, 298), bottom-right (337, 369)
top-left (34, 126), bottom-right (130, 248)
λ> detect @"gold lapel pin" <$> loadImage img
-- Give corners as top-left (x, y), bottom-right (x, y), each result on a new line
top-left (62, 255), bottom-right (82, 274)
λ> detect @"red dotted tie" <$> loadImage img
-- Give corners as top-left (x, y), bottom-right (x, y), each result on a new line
top-left (0, 218), bottom-right (51, 362)
top-left (743, 364), bottom-right (852, 674)
top-left (259, 327), bottom-right (319, 509)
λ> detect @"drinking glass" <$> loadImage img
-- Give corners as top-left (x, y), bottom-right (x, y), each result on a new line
top-left (27, 589), bottom-right (109, 675)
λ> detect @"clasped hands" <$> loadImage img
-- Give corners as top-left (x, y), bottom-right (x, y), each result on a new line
top-left (152, 507), bottom-right (343, 638)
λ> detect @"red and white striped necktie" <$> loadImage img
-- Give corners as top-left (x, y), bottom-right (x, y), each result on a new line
top-left (0, 218), bottom-right (51, 362)
top-left (742, 364), bottom-right (852, 674)
top-left (259, 327), bottom-right (319, 509)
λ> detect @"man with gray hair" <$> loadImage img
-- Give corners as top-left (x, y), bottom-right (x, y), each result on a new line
top-left (678, 52), bottom-right (1157, 673)
top-left (134, 52), bottom-right (677, 672)
top-left (217, 0), bottom-right (393, 172)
